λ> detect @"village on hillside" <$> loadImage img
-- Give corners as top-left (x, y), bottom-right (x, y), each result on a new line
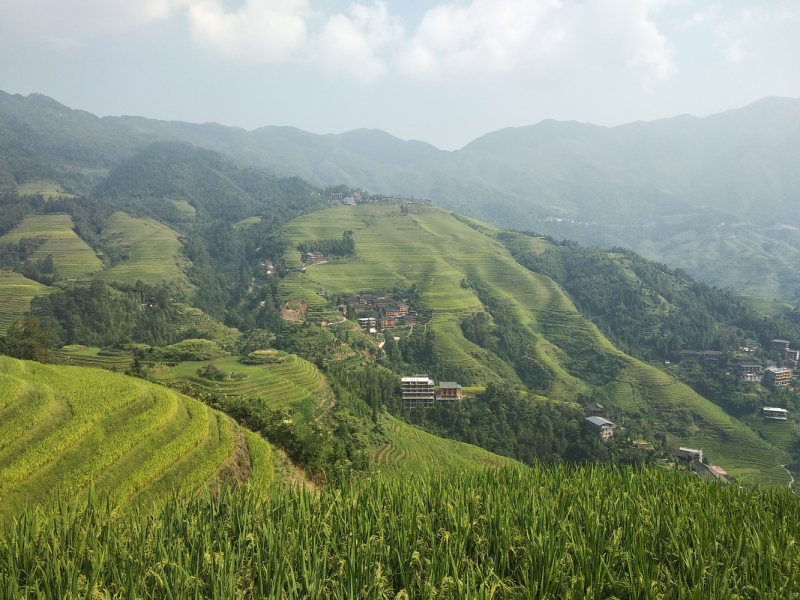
top-left (681, 335), bottom-right (798, 389)
top-left (329, 191), bottom-right (433, 206)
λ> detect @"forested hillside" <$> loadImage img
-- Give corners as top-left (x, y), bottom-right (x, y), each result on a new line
top-left (2, 106), bottom-right (800, 490)
top-left (3, 90), bottom-right (800, 299)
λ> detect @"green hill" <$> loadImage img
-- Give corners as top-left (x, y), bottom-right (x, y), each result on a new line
top-left (373, 415), bottom-right (513, 474)
top-left (280, 204), bottom-right (792, 484)
top-left (0, 355), bottom-right (275, 521)
top-left (156, 353), bottom-right (335, 419)
top-left (0, 213), bottom-right (103, 279)
top-left (93, 211), bottom-right (190, 288)
top-left (0, 271), bottom-right (53, 335)
top-left (4, 91), bottom-right (800, 299)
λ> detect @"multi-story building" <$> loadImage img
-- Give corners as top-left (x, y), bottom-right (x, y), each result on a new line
top-left (437, 382), bottom-right (463, 401)
top-left (357, 317), bottom-right (376, 331)
top-left (585, 416), bottom-right (614, 440)
top-left (771, 339), bottom-right (791, 355)
top-left (401, 376), bottom-right (435, 408)
top-left (583, 402), bottom-right (605, 417)
top-left (764, 366), bottom-right (793, 388)
top-left (737, 359), bottom-right (762, 382)
top-left (763, 407), bottom-right (789, 421)
top-left (672, 447), bottom-right (703, 463)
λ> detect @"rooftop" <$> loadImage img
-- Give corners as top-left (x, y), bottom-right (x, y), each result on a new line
top-left (763, 407), bottom-right (789, 413)
top-left (586, 416), bottom-right (614, 427)
top-left (401, 376), bottom-right (434, 384)
top-left (439, 382), bottom-right (462, 389)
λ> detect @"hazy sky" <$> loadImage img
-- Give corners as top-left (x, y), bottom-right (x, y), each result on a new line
top-left (1, 0), bottom-right (798, 149)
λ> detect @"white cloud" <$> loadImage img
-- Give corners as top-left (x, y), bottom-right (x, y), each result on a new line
top-left (726, 39), bottom-right (746, 63)
top-left (310, 2), bottom-right (404, 82)
top-left (398, 0), bottom-right (675, 88)
top-left (0, 0), bottom-right (679, 87)
top-left (397, 0), bottom-right (560, 78)
top-left (180, 0), bottom-right (310, 62)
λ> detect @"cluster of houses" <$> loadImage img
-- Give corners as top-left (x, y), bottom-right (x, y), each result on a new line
top-left (302, 251), bottom-right (326, 264)
top-left (682, 337), bottom-right (798, 388)
top-left (340, 290), bottom-right (418, 334)
top-left (330, 191), bottom-right (433, 206)
top-left (330, 192), bottom-right (361, 206)
top-left (401, 375), bottom-right (462, 408)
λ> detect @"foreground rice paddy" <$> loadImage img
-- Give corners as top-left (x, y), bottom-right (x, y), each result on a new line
top-left (0, 356), bottom-right (274, 522)
top-left (2, 464), bottom-right (798, 599)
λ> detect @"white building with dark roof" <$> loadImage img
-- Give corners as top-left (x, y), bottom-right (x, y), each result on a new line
top-left (585, 416), bottom-right (614, 440)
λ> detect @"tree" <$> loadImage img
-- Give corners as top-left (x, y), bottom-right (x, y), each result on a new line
top-left (0, 315), bottom-right (55, 362)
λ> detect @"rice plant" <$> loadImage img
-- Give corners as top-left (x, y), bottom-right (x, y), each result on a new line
top-left (2, 464), bottom-right (799, 599)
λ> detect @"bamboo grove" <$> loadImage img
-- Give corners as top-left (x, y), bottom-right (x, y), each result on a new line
top-left (2, 464), bottom-right (800, 599)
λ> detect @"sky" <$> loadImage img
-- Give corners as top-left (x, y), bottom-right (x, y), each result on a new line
top-left (0, 0), bottom-right (798, 150)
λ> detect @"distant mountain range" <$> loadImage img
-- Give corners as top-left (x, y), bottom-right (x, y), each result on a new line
top-left (2, 90), bottom-right (800, 300)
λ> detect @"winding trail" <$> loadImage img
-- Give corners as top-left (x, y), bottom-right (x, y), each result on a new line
top-left (781, 464), bottom-right (795, 493)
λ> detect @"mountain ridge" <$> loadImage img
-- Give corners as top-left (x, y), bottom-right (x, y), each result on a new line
top-left (4, 90), bottom-right (800, 299)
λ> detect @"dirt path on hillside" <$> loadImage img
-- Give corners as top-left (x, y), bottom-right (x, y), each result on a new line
top-left (782, 464), bottom-right (796, 493)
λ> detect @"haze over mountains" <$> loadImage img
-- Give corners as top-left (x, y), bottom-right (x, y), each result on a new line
top-left (3, 90), bottom-right (800, 300)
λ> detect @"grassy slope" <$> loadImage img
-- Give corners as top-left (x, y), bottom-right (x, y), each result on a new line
top-left (373, 415), bottom-right (515, 474)
top-left (281, 204), bottom-right (790, 484)
top-left (170, 199), bottom-right (196, 220)
top-left (54, 346), bottom-right (134, 372)
top-left (0, 271), bottom-right (54, 335)
top-left (16, 181), bottom-right (77, 199)
top-left (0, 214), bottom-right (103, 279)
top-left (0, 355), bottom-right (275, 520)
top-left (94, 211), bottom-right (190, 287)
top-left (156, 354), bottom-right (335, 418)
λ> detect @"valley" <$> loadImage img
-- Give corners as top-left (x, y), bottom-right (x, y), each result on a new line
top-left (1, 93), bottom-right (800, 596)
top-left (279, 204), bottom-right (799, 483)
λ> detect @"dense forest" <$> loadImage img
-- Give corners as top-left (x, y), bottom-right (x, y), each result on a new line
top-left (407, 384), bottom-right (652, 466)
top-left (511, 237), bottom-right (800, 360)
top-left (297, 230), bottom-right (355, 257)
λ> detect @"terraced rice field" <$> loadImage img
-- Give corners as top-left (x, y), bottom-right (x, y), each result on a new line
top-left (16, 181), bottom-right (77, 199)
top-left (0, 214), bottom-right (103, 279)
top-left (234, 216), bottom-right (262, 229)
top-left (281, 205), bottom-right (793, 483)
top-left (171, 199), bottom-right (197, 220)
top-left (157, 355), bottom-right (334, 417)
top-left (372, 415), bottom-right (513, 473)
top-left (94, 212), bottom-right (189, 286)
top-left (54, 346), bottom-right (133, 372)
top-left (0, 356), bottom-right (275, 521)
top-left (0, 271), bottom-right (54, 335)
